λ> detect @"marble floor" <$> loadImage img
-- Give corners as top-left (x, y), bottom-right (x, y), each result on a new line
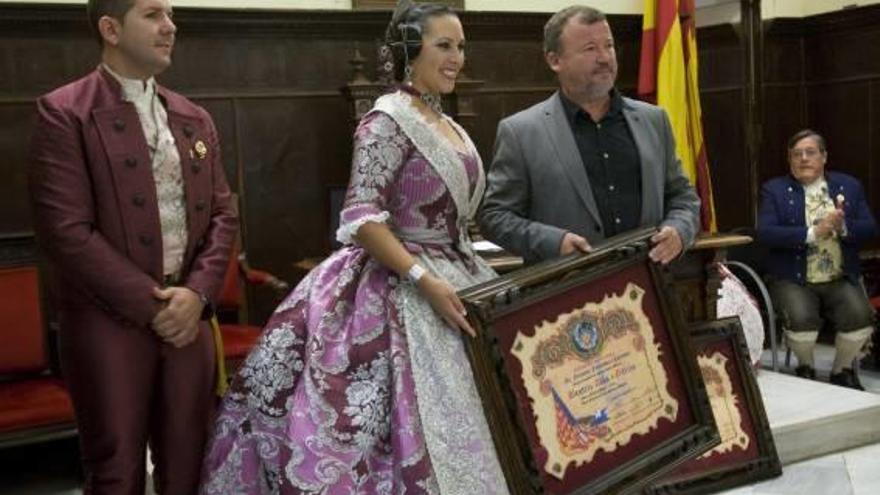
top-left (757, 366), bottom-right (880, 464)
top-left (717, 442), bottom-right (880, 495)
top-left (1, 345), bottom-right (878, 494)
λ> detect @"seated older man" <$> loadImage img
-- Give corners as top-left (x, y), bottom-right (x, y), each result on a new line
top-left (757, 129), bottom-right (877, 389)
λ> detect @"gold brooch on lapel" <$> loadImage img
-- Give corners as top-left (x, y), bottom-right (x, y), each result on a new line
top-left (194, 140), bottom-right (208, 160)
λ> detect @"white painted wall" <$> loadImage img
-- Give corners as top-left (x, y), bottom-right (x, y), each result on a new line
top-left (0, 0), bottom-right (642, 12)
top-left (0, 0), bottom-right (352, 9)
top-left (465, 0), bottom-right (643, 14)
top-left (695, 1), bottom-right (741, 27)
top-left (3, 0), bottom-right (880, 17)
top-left (695, 0), bottom-right (880, 27)
top-left (764, 0), bottom-right (880, 18)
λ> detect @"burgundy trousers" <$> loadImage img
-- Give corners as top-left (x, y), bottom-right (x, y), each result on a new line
top-left (59, 306), bottom-right (216, 495)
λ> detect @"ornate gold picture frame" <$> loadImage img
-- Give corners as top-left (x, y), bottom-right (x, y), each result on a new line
top-left (646, 317), bottom-right (782, 494)
top-left (460, 228), bottom-right (720, 494)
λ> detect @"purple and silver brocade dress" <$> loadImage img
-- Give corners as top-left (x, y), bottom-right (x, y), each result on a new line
top-left (200, 91), bottom-right (509, 494)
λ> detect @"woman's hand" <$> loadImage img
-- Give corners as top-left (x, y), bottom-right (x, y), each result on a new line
top-left (351, 222), bottom-right (476, 336)
top-left (417, 274), bottom-right (476, 337)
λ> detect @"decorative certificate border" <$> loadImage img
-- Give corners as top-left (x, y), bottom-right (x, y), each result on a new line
top-left (646, 317), bottom-right (782, 495)
top-left (460, 230), bottom-right (720, 495)
top-left (512, 283), bottom-right (680, 479)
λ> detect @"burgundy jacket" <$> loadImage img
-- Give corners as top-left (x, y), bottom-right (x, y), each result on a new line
top-left (29, 68), bottom-right (238, 328)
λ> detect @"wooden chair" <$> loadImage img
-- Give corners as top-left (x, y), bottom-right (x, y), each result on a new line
top-left (0, 265), bottom-right (76, 449)
top-left (215, 246), bottom-right (289, 371)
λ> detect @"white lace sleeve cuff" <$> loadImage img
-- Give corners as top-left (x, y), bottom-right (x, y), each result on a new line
top-left (335, 211), bottom-right (391, 245)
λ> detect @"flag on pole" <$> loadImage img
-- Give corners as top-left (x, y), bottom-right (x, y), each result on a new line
top-left (638, 0), bottom-right (717, 232)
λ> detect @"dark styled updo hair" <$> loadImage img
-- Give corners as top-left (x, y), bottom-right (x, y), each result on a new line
top-left (384, 2), bottom-right (458, 82)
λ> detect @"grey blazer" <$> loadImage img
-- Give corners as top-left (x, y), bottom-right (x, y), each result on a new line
top-left (478, 91), bottom-right (700, 264)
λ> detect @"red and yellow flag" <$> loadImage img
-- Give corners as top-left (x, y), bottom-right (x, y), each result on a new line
top-left (638, 0), bottom-right (717, 232)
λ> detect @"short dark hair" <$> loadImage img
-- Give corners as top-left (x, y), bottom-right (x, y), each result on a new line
top-left (544, 5), bottom-right (606, 55)
top-left (385, 2), bottom-right (458, 82)
top-left (787, 129), bottom-right (827, 153)
top-left (87, 0), bottom-right (137, 45)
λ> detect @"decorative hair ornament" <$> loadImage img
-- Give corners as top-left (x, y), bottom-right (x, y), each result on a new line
top-left (376, 44), bottom-right (396, 87)
top-left (392, 0), bottom-right (415, 25)
top-left (376, 0), bottom-right (444, 114)
top-left (378, 0), bottom-right (416, 86)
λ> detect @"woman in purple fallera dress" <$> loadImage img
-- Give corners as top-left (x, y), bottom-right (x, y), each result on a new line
top-left (199, 2), bottom-right (508, 493)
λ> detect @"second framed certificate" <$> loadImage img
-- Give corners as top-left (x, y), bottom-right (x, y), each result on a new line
top-left (460, 229), bottom-right (720, 494)
top-left (646, 317), bottom-right (782, 494)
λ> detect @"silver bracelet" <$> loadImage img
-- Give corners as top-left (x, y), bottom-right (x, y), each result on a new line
top-left (407, 264), bottom-right (427, 284)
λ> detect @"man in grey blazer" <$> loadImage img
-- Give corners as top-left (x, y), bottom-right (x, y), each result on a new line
top-left (479, 5), bottom-right (700, 264)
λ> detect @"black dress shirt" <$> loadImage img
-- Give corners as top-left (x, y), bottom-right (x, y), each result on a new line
top-left (559, 90), bottom-right (642, 237)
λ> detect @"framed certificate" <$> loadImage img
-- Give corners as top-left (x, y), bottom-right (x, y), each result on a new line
top-left (460, 228), bottom-right (719, 494)
top-left (646, 317), bottom-right (782, 494)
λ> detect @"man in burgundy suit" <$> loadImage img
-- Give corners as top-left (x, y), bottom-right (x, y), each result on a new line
top-left (28, 0), bottom-right (237, 493)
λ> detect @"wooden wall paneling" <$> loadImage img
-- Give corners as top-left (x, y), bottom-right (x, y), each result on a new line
top-left (762, 20), bottom-right (806, 188)
top-left (697, 24), bottom-right (744, 88)
top-left (799, 5), bottom-right (880, 227)
top-left (0, 233), bottom-right (38, 267)
top-left (164, 40), bottom-right (378, 93)
top-left (0, 104), bottom-right (38, 235)
top-left (802, 7), bottom-right (880, 82)
top-left (695, 24), bottom-right (749, 231)
top-left (701, 89), bottom-right (750, 231)
top-left (191, 98), bottom-right (239, 194)
top-left (235, 95), bottom-right (353, 322)
top-left (609, 16), bottom-right (644, 90)
top-left (464, 39), bottom-right (552, 87)
top-left (759, 85), bottom-right (804, 185)
top-left (871, 80), bottom-right (880, 211)
top-left (0, 36), bottom-right (98, 99)
top-left (763, 20), bottom-right (803, 85)
top-left (805, 81), bottom-right (872, 186)
top-left (467, 89), bottom-right (555, 161)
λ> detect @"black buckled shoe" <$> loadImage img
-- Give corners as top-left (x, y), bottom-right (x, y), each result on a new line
top-left (794, 364), bottom-right (817, 380)
top-left (829, 368), bottom-right (865, 391)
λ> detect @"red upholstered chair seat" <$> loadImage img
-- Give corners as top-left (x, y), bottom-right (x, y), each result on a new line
top-left (0, 267), bottom-right (47, 374)
top-left (0, 378), bottom-right (74, 434)
top-left (219, 323), bottom-right (263, 360)
top-left (216, 246), bottom-right (288, 371)
top-left (0, 265), bottom-right (77, 448)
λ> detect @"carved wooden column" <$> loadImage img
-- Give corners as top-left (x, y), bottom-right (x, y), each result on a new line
top-left (343, 44), bottom-right (384, 122)
top-left (668, 233), bottom-right (752, 324)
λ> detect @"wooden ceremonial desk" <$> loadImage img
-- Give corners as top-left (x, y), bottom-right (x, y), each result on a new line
top-left (480, 232), bottom-right (753, 325)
